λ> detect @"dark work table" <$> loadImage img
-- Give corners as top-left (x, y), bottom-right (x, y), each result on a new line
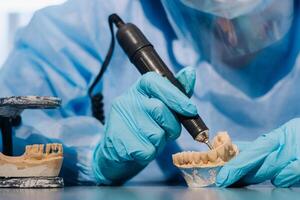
top-left (0, 183), bottom-right (299, 200)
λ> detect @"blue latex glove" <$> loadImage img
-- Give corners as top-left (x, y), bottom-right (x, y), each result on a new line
top-left (92, 67), bottom-right (197, 185)
top-left (216, 118), bottom-right (300, 187)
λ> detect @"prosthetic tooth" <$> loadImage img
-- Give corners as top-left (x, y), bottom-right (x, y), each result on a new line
top-left (224, 142), bottom-right (229, 150)
top-left (51, 144), bottom-right (55, 153)
top-left (58, 144), bottom-right (63, 154)
top-left (212, 135), bottom-right (221, 147)
top-left (183, 152), bottom-right (190, 164)
top-left (213, 140), bottom-right (220, 148)
top-left (55, 143), bottom-right (59, 151)
top-left (46, 144), bottom-right (51, 154)
top-left (175, 153), bottom-right (183, 165)
top-left (187, 151), bottom-right (193, 164)
top-left (207, 149), bottom-right (218, 162)
top-left (53, 144), bottom-right (57, 152)
top-left (29, 145), bottom-right (34, 154)
top-left (25, 145), bottom-right (31, 154)
top-left (194, 153), bottom-right (202, 165)
top-left (192, 152), bottom-right (198, 164)
top-left (200, 153), bottom-right (208, 164)
top-left (213, 133), bottom-right (223, 148)
top-left (183, 154), bottom-right (187, 164)
top-left (223, 144), bottom-right (230, 161)
top-left (217, 145), bottom-right (226, 161)
top-left (55, 144), bottom-right (59, 152)
top-left (33, 144), bottom-right (39, 153)
top-left (180, 153), bottom-right (184, 164)
top-left (217, 135), bottom-right (222, 143)
top-left (187, 152), bottom-right (192, 164)
top-left (175, 153), bottom-right (181, 164)
top-left (176, 153), bottom-right (182, 164)
top-left (219, 132), bottom-right (229, 143)
top-left (177, 154), bottom-right (183, 165)
top-left (229, 145), bottom-right (236, 156)
top-left (39, 144), bottom-right (44, 154)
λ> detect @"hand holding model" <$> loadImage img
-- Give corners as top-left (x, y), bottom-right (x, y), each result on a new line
top-left (217, 118), bottom-right (300, 187)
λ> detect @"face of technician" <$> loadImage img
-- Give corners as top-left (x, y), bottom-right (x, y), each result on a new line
top-left (161, 0), bottom-right (294, 67)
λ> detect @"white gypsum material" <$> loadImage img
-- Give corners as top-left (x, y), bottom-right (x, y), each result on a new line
top-left (0, 143), bottom-right (63, 177)
top-left (172, 132), bottom-right (238, 168)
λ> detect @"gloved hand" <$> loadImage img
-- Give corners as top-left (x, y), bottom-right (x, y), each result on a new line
top-left (93, 67), bottom-right (197, 185)
top-left (216, 118), bottom-right (300, 187)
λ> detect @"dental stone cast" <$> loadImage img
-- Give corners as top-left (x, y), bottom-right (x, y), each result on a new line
top-left (0, 143), bottom-right (63, 177)
top-left (172, 132), bottom-right (239, 187)
top-left (172, 132), bottom-right (238, 168)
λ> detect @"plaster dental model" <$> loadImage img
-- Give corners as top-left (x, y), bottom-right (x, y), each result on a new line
top-left (0, 143), bottom-right (63, 177)
top-left (172, 132), bottom-right (238, 187)
top-left (0, 96), bottom-right (63, 188)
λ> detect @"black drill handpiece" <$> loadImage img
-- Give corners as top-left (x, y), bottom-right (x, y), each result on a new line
top-left (113, 18), bottom-right (211, 148)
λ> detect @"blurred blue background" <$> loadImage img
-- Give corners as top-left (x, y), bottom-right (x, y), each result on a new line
top-left (0, 0), bottom-right (66, 67)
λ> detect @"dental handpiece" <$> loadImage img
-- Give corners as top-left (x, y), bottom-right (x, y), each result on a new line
top-left (110, 14), bottom-right (212, 149)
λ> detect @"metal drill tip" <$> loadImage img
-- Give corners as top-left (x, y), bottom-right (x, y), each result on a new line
top-left (195, 130), bottom-right (213, 149)
top-left (205, 140), bottom-right (213, 150)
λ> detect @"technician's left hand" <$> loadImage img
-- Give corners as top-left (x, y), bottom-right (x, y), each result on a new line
top-left (216, 118), bottom-right (300, 187)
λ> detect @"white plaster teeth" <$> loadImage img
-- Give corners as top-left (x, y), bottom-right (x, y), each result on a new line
top-left (23, 143), bottom-right (63, 159)
top-left (217, 145), bottom-right (226, 161)
top-left (207, 149), bottom-right (217, 162)
top-left (46, 144), bottom-right (51, 155)
top-left (200, 153), bottom-right (208, 164)
top-left (172, 132), bottom-right (238, 168)
top-left (51, 144), bottom-right (55, 152)
top-left (228, 144), bottom-right (236, 157)
top-left (183, 152), bottom-right (190, 164)
top-left (32, 144), bottom-right (38, 153)
top-left (39, 144), bottom-right (44, 154)
top-left (58, 144), bottom-right (63, 154)
top-left (0, 143), bottom-right (64, 178)
top-left (194, 153), bottom-right (202, 165)
top-left (25, 145), bottom-right (31, 155)
top-left (187, 152), bottom-right (193, 163)
top-left (213, 134), bottom-right (223, 147)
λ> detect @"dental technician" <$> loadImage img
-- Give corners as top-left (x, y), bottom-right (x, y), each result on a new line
top-left (0, 0), bottom-right (299, 187)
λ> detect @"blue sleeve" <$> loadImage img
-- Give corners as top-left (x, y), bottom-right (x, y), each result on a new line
top-left (0, 0), bottom-right (121, 185)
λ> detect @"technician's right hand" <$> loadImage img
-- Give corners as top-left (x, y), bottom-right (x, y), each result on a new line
top-left (93, 67), bottom-right (197, 185)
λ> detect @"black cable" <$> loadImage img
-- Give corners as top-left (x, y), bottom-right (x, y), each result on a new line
top-left (90, 93), bottom-right (105, 123)
top-left (89, 14), bottom-right (124, 124)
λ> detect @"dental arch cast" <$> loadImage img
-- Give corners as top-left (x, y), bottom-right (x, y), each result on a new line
top-left (0, 143), bottom-right (63, 177)
top-left (172, 132), bottom-right (238, 168)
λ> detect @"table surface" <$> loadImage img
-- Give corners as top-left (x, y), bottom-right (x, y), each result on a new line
top-left (0, 184), bottom-right (299, 200)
